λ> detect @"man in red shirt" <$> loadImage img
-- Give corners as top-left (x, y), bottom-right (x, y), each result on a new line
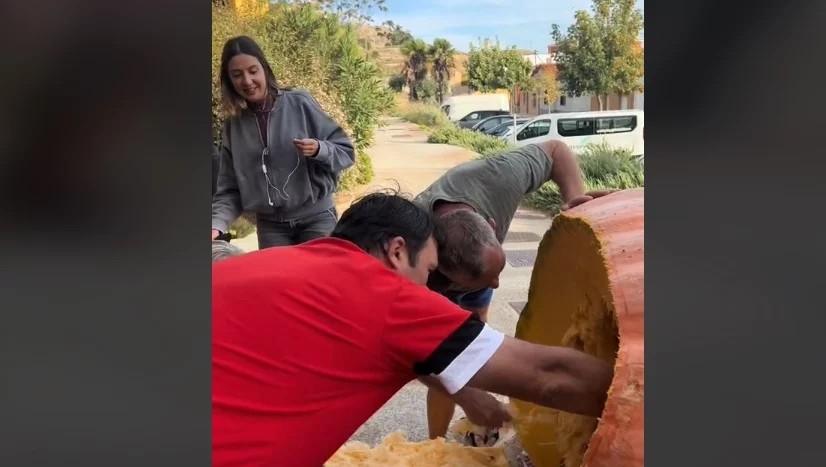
top-left (212, 192), bottom-right (613, 467)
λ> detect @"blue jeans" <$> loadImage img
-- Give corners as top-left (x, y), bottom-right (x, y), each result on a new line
top-left (444, 287), bottom-right (494, 311)
top-left (255, 208), bottom-right (338, 249)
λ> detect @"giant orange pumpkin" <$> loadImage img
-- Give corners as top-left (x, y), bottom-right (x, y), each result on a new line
top-left (512, 188), bottom-right (644, 467)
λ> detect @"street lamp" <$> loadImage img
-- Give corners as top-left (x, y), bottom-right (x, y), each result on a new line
top-left (503, 66), bottom-right (517, 145)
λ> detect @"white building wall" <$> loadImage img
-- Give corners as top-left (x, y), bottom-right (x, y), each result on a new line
top-left (550, 94), bottom-right (591, 112)
top-left (522, 53), bottom-right (553, 66)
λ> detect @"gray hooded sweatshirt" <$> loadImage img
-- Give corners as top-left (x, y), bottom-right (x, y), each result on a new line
top-left (212, 89), bottom-right (355, 232)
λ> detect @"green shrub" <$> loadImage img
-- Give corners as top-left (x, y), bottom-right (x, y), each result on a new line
top-left (338, 149), bottom-right (375, 191)
top-left (355, 150), bottom-right (375, 185)
top-left (399, 103), bottom-right (451, 128)
top-left (427, 125), bottom-right (512, 155)
top-left (388, 73), bottom-right (406, 92)
top-left (415, 78), bottom-right (438, 104)
top-left (524, 142), bottom-right (645, 216)
top-left (229, 215), bottom-right (257, 239)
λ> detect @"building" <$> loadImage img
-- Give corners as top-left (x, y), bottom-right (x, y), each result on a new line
top-left (512, 42), bottom-right (644, 116)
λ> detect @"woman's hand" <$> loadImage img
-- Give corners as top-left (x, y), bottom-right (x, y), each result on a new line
top-left (293, 138), bottom-right (320, 157)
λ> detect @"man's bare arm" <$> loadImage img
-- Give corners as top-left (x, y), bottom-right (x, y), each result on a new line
top-left (419, 376), bottom-right (513, 428)
top-left (466, 336), bottom-right (614, 418)
top-left (539, 140), bottom-right (616, 210)
top-left (540, 140), bottom-right (586, 203)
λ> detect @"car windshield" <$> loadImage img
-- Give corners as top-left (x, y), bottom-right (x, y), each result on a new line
top-left (490, 119), bottom-right (528, 136)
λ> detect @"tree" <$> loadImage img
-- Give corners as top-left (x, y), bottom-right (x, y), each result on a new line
top-left (284, 0), bottom-right (388, 24)
top-left (428, 38), bottom-right (456, 104)
top-left (535, 67), bottom-right (560, 108)
top-left (377, 20), bottom-right (414, 47)
top-left (465, 37), bottom-right (533, 93)
top-left (551, 0), bottom-right (644, 110)
top-left (401, 39), bottom-right (429, 101)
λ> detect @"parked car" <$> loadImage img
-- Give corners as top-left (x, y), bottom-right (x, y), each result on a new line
top-left (455, 109), bottom-right (510, 129)
top-left (470, 114), bottom-right (516, 133)
top-left (441, 94), bottom-right (509, 125)
top-left (486, 118), bottom-right (531, 137)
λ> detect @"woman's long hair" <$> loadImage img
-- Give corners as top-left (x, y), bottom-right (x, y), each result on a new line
top-left (219, 36), bottom-right (286, 117)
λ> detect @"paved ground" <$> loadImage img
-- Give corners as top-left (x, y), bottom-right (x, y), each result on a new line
top-left (231, 117), bottom-right (553, 449)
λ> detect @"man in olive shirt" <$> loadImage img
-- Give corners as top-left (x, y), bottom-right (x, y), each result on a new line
top-left (414, 139), bottom-right (612, 440)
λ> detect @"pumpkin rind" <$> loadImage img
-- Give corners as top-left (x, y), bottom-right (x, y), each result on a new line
top-left (513, 188), bottom-right (644, 467)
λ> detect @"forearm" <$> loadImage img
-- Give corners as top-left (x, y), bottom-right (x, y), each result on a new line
top-left (314, 136), bottom-right (355, 173)
top-left (305, 99), bottom-right (356, 173)
top-left (544, 140), bottom-right (585, 202)
top-left (468, 338), bottom-right (614, 418)
top-left (535, 347), bottom-right (614, 417)
top-left (418, 376), bottom-right (486, 404)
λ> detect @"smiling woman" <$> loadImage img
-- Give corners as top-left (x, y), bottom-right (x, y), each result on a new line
top-left (211, 35), bottom-right (357, 249)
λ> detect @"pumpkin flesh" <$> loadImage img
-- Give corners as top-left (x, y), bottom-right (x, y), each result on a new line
top-left (512, 188), bottom-right (644, 467)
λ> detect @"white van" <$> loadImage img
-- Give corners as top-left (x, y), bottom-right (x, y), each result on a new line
top-left (440, 94), bottom-right (510, 127)
top-left (505, 110), bottom-right (644, 156)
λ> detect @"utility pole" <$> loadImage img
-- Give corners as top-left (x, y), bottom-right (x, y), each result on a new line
top-left (503, 66), bottom-right (518, 146)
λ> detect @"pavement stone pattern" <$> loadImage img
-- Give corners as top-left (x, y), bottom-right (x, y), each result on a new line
top-left (504, 250), bottom-right (538, 268)
top-left (504, 231), bottom-right (542, 243)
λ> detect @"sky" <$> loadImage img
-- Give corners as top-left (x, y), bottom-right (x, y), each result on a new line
top-left (369, 0), bottom-right (644, 53)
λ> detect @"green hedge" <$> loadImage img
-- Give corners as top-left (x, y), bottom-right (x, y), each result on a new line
top-left (427, 125), bottom-right (513, 156)
top-left (524, 142), bottom-right (645, 216)
top-left (398, 103), bottom-right (452, 128)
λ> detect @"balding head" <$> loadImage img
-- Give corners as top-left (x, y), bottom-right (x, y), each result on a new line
top-left (434, 209), bottom-right (506, 291)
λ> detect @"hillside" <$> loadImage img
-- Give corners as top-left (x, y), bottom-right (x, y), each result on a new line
top-left (356, 25), bottom-right (468, 86)
top-left (357, 26), bottom-right (406, 78)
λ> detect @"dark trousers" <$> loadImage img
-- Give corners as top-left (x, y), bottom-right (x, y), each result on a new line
top-left (256, 208), bottom-right (338, 249)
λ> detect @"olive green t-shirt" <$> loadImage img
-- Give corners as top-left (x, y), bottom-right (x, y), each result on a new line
top-left (414, 144), bottom-right (553, 243)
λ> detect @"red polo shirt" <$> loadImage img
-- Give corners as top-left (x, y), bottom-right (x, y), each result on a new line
top-left (212, 238), bottom-right (505, 467)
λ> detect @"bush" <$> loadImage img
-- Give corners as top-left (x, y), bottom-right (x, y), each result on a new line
top-left (427, 125), bottom-right (513, 155)
top-left (399, 103), bottom-right (451, 128)
top-left (524, 142), bottom-right (645, 216)
top-left (338, 149), bottom-right (375, 191)
top-left (415, 78), bottom-right (438, 104)
top-left (388, 73), bottom-right (406, 92)
top-left (229, 215), bottom-right (257, 239)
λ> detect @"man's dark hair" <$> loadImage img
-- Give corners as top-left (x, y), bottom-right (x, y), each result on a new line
top-left (331, 191), bottom-right (437, 266)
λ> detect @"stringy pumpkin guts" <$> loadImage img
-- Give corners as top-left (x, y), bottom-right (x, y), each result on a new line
top-left (325, 431), bottom-right (509, 467)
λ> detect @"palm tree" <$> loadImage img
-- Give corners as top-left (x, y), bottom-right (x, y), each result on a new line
top-left (429, 38), bottom-right (456, 104)
top-left (401, 39), bottom-right (429, 101)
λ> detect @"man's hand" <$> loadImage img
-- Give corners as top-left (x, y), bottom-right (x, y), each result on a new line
top-left (453, 388), bottom-right (513, 429)
top-left (561, 189), bottom-right (617, 211)
top-left (212, 229), bottom-right (220, 240)
top-left (293, 138), bottom-right (320, 157)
